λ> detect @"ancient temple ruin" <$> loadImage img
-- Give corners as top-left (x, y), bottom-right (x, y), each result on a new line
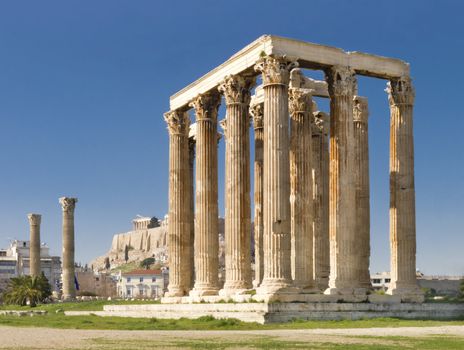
top-left (163, 35), bottom-right (423, 304)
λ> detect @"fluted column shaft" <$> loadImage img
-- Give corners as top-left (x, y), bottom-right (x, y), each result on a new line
top-left (386, 77), bottom-right (422, 300)
top-left (219, 75), bottom-right (254, 294)
top-left (251, 104), bottom-right (264, 288)
top-left (60, 197), bottom-right (77, 300)
top-left (164, 110), bottom-right (191, 297)
top-left (289, 88), bottom-right (315, 290)
top-left (312, 112), bottom-right (330, 290)
top-left (190, 91), bottom-right (221, 296)
top-left (188, 138), bottom-right (196, 289)
top-left (28, 214), bottom-right (42, 278)
top-left (324, 66), bottom-right (362, 295)
top-left (353, 96), bottom-right (371, 288)
top-left (255, 56), bottom-right (297, 295)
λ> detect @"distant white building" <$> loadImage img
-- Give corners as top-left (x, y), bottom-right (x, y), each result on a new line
top-left (370, 272), bottom-right (391, 291)
top-left (117, 269), bottom-right (168, 299)
top-left (0, 240), bottom-right (61, 292)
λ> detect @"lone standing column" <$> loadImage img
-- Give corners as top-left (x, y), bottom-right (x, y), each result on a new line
top-left (59, 197), bottom-right (77, 300)
top-left (189, 91), bottom-right (221, 297)
top-left (289, 87), bottom-right (315, 291)
top-left (218, 75), bottom-right (255, 296)
top-left (250, 103), bottom-right (264, 288)
top-left (324, 66), bottom-right (364, 297)
top-left (164, 110), bottom-right (191, 297)
top-left (255, 55), bottom-right (298, 299)
top-left (312, 111), bottom-right (330, 290)
top-left (353, 96), bottom-right (371, 288)
top-left (386, 77), bottom-right (423, 302)
top-left (28, 213), bottom-right (42, 278)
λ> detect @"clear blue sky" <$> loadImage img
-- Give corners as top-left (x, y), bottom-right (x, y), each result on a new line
top-left (0, 0), bottom-right (462, 275)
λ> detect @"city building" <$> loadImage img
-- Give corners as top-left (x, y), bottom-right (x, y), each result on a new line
top-left (75, 266), bottom-right (117, 298)
top-left (0, 240), bottom-right (61, 292)
top-left (117, 269), bottom-right (167, 299)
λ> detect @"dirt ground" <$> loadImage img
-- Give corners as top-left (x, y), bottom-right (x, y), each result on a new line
top-left (0, 325), bottom-right (463, 349)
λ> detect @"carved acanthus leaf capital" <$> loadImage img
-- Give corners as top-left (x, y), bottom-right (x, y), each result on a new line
top-left (218, 75), bottom-right (256, 105)
top-left (254, 55), bottom-right (298, 86)
top-left (27, 213), bottom-right (41, 226)
top-left (313, 111), bottom-right (330, 135)
top-left (164, 110), bottom-right (190, 135)
top-left (288, 88), bottom-right (314, 117)
top-left (219, 118), bottom-right (228, 138)
top-left (189, 91), bottom-right (221, 122)
top-left (249, 103), bottom-right (263, 129)
top-left (326, 65), bottom-right (357, 97)
top-left (386, 76), bottom-right (415, 106)
top-left (353, 96), bottom-right (369, 123)
top-left (59, 197), bottom-right (78, 213)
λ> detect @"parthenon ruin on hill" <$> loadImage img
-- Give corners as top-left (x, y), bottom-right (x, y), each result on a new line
top-left (163, 35), bottom-right (423, 303)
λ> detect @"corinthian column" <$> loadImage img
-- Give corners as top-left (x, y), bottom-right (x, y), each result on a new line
top-left (324, 66), bottom-right (364, 297)
top-left (28, 213), bottom-right (42, 278)
top-left (353, 96), bottom-right (371, 288)
top-left (386, 76), bottom-right (423, 302)
top-left (255, 55), bottom-right (298, 298)
top-left (218, 75), bottom-right (255, 296)
top-left (164, 110), bottom-right (191, 297)
top-left (189, 91), bottom-right (221, 297)
top-left (312, 112), bottom-right (330, 290)
top-left (59, 197), bottom-right (77, 300)
top-left (289, 87), bottom-right (315, 291)
top-left (250, 103), bottom-right (264, 288)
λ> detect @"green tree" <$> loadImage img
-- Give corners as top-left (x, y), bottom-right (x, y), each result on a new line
top-left (2, 274), bottom-right (52, 307)
top-left (140, 258), bottom-right (155, 270)
top-left (459, 279), bottom-right (464, 299)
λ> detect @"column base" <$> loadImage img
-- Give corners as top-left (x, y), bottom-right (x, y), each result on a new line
top-left (387, 283), bottom-right (424, 303)
top-left (219, 281), bottom-right (252, 297)
top-left (61, 295), bottom-right (76, 302)
top-left (189, 285), bottom-right (219, 297)
top-left (165, 287), bottom-right (188, 298)
top-left (254, 278), bottom-right (300, 302)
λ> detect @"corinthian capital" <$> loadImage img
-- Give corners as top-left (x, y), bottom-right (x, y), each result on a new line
top-left (254, 55), bottom-right (298, 86)
top-left (353, 96), bottom-right (369, 123)
top-left (189, 91), bottom-right (221, 122)
top-left (386, 76), bottom-right (415, 106)
top-left (313, 111), bottom-right (330, 135)
top-left (59, 197), bottom-right (77, 213)
top-left (249, 103), bottom-right (263, 130)
top-left (164, 110), bottom-right (190, 135)
top-left (218, 75), bottom-right (255, 105)
top-left (325, 65), bottom-right (357, 97)
top-left (288, 88), bottom-right (313, 117)
top-left (27, 213), bottom-right (41, 226)
top-left (219, 118), bottom-right (228, 138)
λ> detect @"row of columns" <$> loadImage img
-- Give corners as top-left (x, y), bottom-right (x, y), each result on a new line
top-left (26, 197), bottom-right (78, 301)
top-left (165, 55), bottom-right (421, 301)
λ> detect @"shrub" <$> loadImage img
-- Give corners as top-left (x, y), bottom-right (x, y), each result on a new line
top-left (2, 274), bottom-right (52, 307)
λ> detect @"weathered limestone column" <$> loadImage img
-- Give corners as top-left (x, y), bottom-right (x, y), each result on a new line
top-left (324, 66), bottom-right (364, 297)
top-left (218, 75), bottom-right (255, 295)
top-left (189, 91), bottom-right (221, 296)
top-left (164, 110), bottom-right (191, 297)
top-left (188, 137), bottom-right (196, 289)
top-left (255, 55), bottom-right (298, 299)
top-left (59, 197), bottom-right (77, 300)
top-left (289, 87), bottom-right (315, 291)
top-left (312, 112), bottom-right (330, 290)
top-left (353, 96), bottom-right (371, 288)
top-left (386, 77), bottom-right (423, 302)
top-left (250, 103), bottom-right (264, 288)
top-left (28, 213), bottom-right (42, 278)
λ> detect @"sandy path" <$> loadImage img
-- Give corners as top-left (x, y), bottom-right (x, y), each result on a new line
top-left (0, 325), bottom-right (463, 349)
